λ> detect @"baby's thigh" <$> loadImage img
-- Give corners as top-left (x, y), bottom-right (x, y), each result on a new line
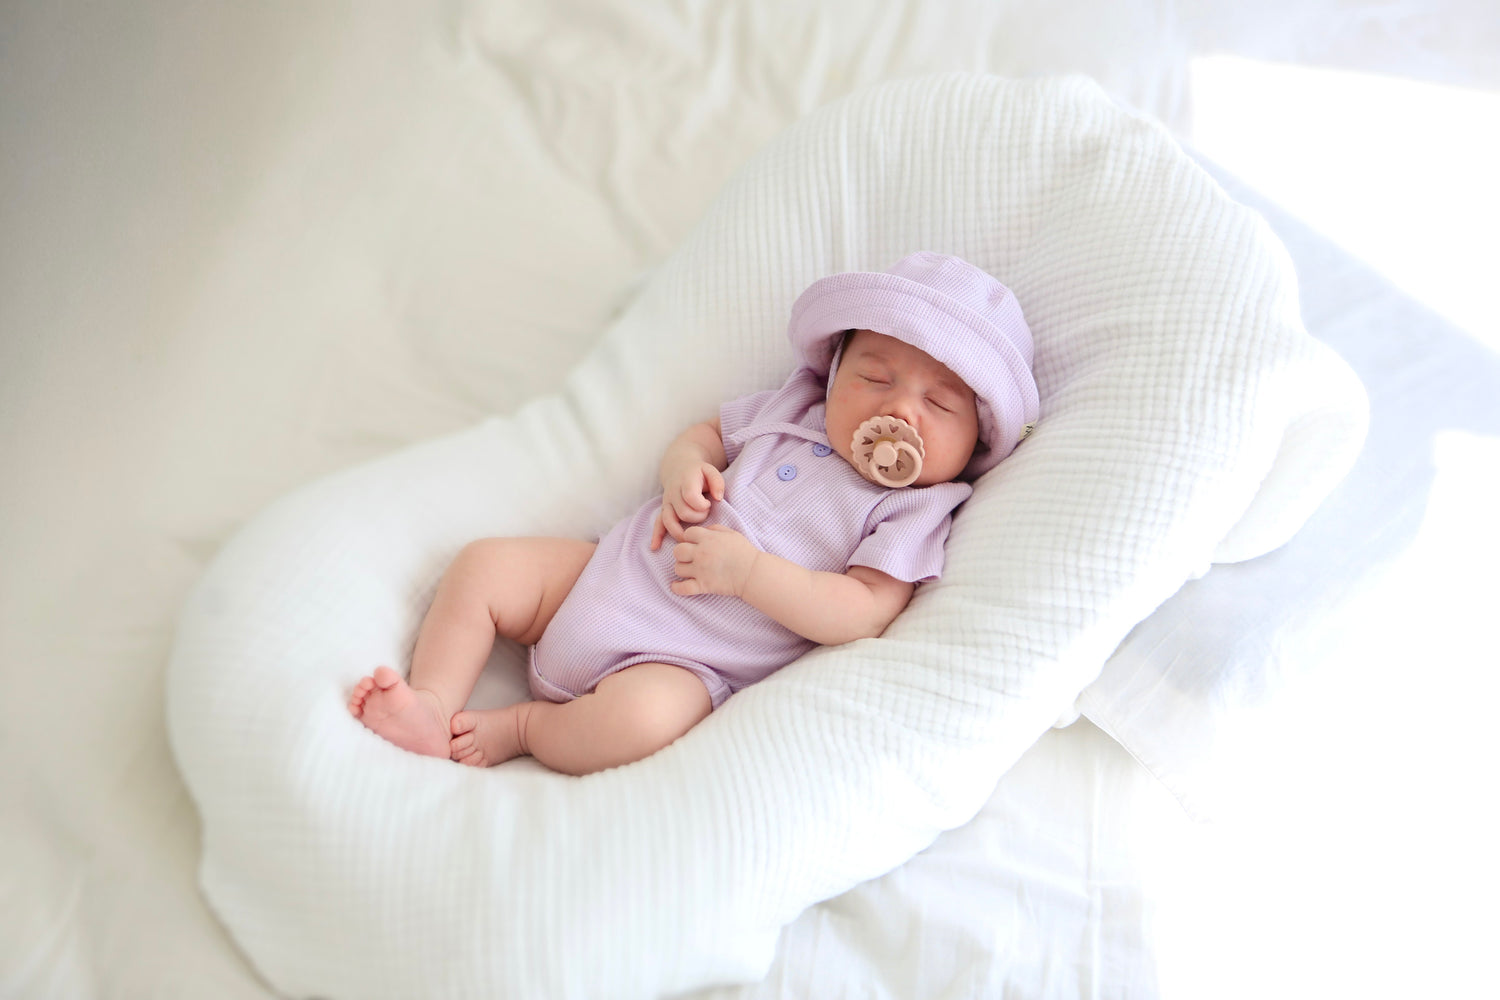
top-left (593, 662), bottom-right (714, 746)
top-left (444, 537), bottom-right (597, 645)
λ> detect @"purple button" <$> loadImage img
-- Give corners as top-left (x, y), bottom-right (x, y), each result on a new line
top-left (777, 464), bottom-right (798, 481)
top-left (812, 443), bottom-right (832, 457)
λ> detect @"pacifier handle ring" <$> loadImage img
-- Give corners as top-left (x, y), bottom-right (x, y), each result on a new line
top-left (869, 439), bottom-right (922, 487)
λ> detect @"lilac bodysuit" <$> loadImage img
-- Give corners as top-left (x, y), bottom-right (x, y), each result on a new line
top-left (529, 366), bottom-right (973, 708)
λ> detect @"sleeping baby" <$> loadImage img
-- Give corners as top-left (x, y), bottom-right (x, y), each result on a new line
top-left (349, 251), bottom-right (1040, 775)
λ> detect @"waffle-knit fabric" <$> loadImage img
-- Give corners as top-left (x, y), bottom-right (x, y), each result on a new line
top-left (167, 74), bottom-right (1367, 1000)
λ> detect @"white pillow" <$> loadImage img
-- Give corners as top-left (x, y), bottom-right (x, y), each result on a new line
top-left (1073, 154), bottom-right (1441, 822)
top-left (166, 74), bottom-right (1366, 999)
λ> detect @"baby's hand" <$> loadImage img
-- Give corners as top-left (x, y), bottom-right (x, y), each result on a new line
top-left (650, 461), bottom-right (727, 551)
top-left (670, 525), bottom-right (757, 597)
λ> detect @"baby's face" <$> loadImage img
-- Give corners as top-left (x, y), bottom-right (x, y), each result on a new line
top-left (825, 330), bottom-right (981, 486)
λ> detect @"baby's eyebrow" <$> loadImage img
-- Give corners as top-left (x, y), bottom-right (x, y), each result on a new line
top-left (850, 347), bottom-right (894, 366)
top-left (931, 372), bottom-right (971, 396)
top-left (915, 364), bottom-right (969, 396)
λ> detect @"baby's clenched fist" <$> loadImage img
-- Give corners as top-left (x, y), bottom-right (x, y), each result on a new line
top-left (651, 461), bottom-right (727, 551)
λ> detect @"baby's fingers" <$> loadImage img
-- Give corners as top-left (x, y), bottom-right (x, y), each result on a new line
top-left (702, 463), bottom-right (726, 502)
top-left (672, 489), bottom-right (711, 528)
top-left (654, 504), bottom-right (688, 549)
top-left (678, 463), bottom-right (725, 513)
top-left (677, 497), bottom-right (710, 524)
top-left (674, 502), bottom-right (709, 526)
top-left (670, 541), bottom-right (703, 596)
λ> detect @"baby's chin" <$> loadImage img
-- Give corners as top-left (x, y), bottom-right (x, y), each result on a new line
top-left (909, 467), bottom-right (964, 487)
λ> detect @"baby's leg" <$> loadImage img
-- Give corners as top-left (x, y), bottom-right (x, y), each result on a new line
top-left (349, 537), bottom-right (596, 756)
top-left (449, 662), bottom-right (712, 776)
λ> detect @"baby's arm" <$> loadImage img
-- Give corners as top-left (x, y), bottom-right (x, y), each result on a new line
top-left (671, 526), bottom-right (915, 645)
top-left (651, 417), bottom-right (729, 550)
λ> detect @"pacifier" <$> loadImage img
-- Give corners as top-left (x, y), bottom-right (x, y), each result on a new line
top-left (851, 415), bottom-right (924, 487)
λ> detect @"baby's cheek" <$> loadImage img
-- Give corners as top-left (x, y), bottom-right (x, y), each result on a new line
top-left (925, 426), bottom-right (980, 481)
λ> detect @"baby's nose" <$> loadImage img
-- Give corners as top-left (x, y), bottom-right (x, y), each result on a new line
top-left (883, 394), bottom-right (920, 427)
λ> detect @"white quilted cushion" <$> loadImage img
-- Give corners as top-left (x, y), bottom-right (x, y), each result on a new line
top-left (166, 73), bottom-right (1366, 999)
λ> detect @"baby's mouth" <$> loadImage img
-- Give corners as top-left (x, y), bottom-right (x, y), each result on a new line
top-left (850, 415), bottom-right (924, 487)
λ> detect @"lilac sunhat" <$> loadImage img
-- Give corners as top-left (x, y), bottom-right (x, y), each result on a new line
top-left (787, 251), bottom-right (1040, 479)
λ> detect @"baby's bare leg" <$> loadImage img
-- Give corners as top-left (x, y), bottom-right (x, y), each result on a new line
top-left (349, 537), bottom-right (596, 757)
top-left (449, 662), bottom-right (712, 776)
top-left (409, 537), bottom-right (596, 714)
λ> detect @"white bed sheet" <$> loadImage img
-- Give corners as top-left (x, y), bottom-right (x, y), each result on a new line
top-left (2, 2), bottom-right (1495, 998)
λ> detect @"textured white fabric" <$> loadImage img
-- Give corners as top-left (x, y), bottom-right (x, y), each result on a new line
top-left (165, 73), bottom-right (1366, 999)
top-left (1072, 151), bottom-right (1500, 824)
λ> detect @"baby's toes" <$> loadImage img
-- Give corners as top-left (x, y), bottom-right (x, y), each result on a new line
top-left (347, 677), bottom-right (373, 714)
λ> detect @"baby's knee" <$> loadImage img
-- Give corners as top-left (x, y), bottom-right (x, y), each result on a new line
top-left (442, 537), bottom-right (525, 594)
top-left (625, 701), bottom-right (700, 756)
top-left (451, 537), bottom-right (509, 571)
top-left (605, 667), bottom-right (713, 753)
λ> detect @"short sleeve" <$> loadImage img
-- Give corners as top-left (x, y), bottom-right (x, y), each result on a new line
top-left (719, 389), bottom-right (778, 464)
top-left (848, 481), bottom-right (972, 583)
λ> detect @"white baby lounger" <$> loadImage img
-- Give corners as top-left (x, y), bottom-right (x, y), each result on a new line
top-left (166, 74), bottom-right (1366, 1000)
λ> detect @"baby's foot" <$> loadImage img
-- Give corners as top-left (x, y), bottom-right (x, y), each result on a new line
top-left (348, 665), bottom-right (450, 758)
top-left (449, 706), bottom-right (530, 768)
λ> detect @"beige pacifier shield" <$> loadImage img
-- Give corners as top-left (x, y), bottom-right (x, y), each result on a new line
top-left (851, 415), bottom-right (924, 487)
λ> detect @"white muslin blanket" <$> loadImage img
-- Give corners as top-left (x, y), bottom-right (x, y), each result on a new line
top-left (166, 74), bottom-right (1366, 999)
